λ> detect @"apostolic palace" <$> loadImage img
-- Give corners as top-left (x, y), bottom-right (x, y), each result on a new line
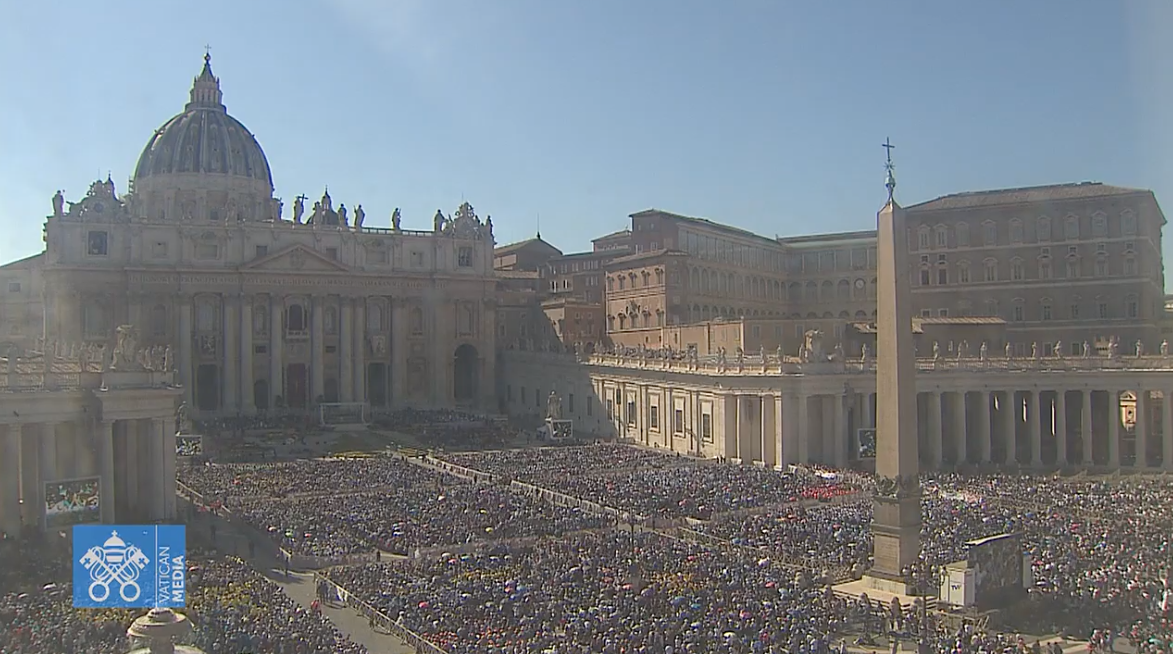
top-left (2, 54), bottom-right (1173, 536)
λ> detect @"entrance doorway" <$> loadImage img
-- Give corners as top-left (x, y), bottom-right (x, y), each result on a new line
top-left (196, 364), bottom-right (219, 412)
top-left (254, 380), bottom-right (269, 411)
top-left (368, 363), bottom-right (387, 407)
top-left (454, 344), bottom-right (479, 402)
top-left (286, 363), bottom-right (308, 409)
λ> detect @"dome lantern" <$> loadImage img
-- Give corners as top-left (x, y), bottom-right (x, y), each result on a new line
top-left (185, 52), bottom-right (224, 112)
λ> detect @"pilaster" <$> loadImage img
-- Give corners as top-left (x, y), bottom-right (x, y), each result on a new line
top-left (1, 425), bottom-right (22, 537)
top-left (98, 420), bottom-right (115, 524)
top-left (178, 298), bottom-right (193, 407)
top-left (951, 391), bottom-right (967, 465)
top-left (1136, 390), bottom-right (1149, 468)
top-left (240, 296), bottom-right (255, 414)
top-left (340, 297), bottom-right (354, 402)
top-left (976, 390), bottom-right (991, 463)
top-left (1163, 390), bottom-right (1173, 470)
top-left (269, 297), bottom-right (283, 410)
top-left (222, 295), bottom-right (239, 413)
top-left (1108, 391), bottom-right (1121, 468)
top-left (1028, 390), bottom-right (1042, 467)
top-left (1001, 391), bottom-right (1017, 465)
top-left (311, 295), bottom-right (325, 403)
top-left (1054, 391), bottom-right (1068, 466)
top-left (1081, 390), bottom-right (1093, 466)
top-left (353, 299), bottom-right (366, 405)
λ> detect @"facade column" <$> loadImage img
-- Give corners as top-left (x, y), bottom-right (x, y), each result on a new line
top-left (1163, 390), bottom-right (1173, 470)
top-left (390, 299), bottom-right (407, 407)
top-left (951, 391), bottom-right (967, 465)
top-left (269, 297), bottom-right (283, 410)
top-left (926, 391), bottom-right (943, 469)
top-left (1108, 390), bottom-right (1121, 468)
top-left (222, 296), bottom-right (239, 414)
top-left (240, 295), bottom-right (255, 415)
top-left (1135, 390), bottom-right (1149, 468)
top-left (339, 298), bottom-right (354, 402)
top-left (353, 300), bottom-right (366, 405)
top-left (1001, 390), bottom-right (1016, 465)
top-left (20, 429), bottom-right (39, 526)
top-left (761, 393), bottom-right (777, 468)
top-left (98, 420), bottom-right (115, 524)
top-left (1054, 391), bottom-right (1068, 467)
top-left (123, 421), bottom-right (138, 520)
top-left (976, 390), bottom-right (991, 463)
top-left (311, 296), bottom-right (325, 404)
top-left (779, 393), bottom-right (797, 466)
top-left (178, 298), bottom-right (193, 407)
top-left (1, 426), bottom-right (22, 537)
top-left (1081, 390), bottom-right (1094, 466)
top-left (1028, 390), bottom-right (1042, 467)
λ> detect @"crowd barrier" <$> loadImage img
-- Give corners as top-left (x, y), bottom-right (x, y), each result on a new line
top-left (315, 573), bottom-right (448, 654)
top-left (419, 456), bottom-right (496, 483)
top-left (509, 479), bottom-right (647, 522)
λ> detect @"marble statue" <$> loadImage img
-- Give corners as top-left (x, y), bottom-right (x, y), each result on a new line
top-left (932, 341), bottom-right (941, 360)
top-left (1161, 340), bottom-right (1169, 356)
top-left (293, 195), bottom-right (305, 223)
top-left (1083, 341), bottom-right (1092, 357)
top-left (735, 347), bottom-right (744, 368)
top-left (163, 346), bottom-right (173, 371)
top-left (338, 204), bottom-right (348, 226)
top-left (1054, 340), bottom-right (1063, 358)
top-left (434, 209), bottom-right (446, 233)
top-left (485, 216), bottom-right (494, 239)
top-left (1031, 342), bottom-right (1039, 359)
top-left (392, 208), bottom-right (402, 231)
top-left (979, 341), bottom-right (988, 361)
top-left (354, 204), bottom-right (365, 229)
top-left (717, 347), bottom-right (727, 370)
top-left (546, 391), bottom-right (562, 420)
top-left (1005, 342), bottom-right (1013, 359)
top-left (776, 344), bottom-right (784, 362)
top-left (112, 325), bottom-right (141, 370)
top-left (1136, 340), bottom-right (1145, 357)
top-left (175, 402), bottom-right (192, 434)
top-left (52, 190), bottom-right (65, 217)
top-left (860, 343), bottom-right (870, 362)
top-left (276, 198), bottom-right (283, 221)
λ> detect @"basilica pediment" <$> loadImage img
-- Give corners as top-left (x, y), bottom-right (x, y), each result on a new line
top-left (242, 244), bottom-right (349, 272)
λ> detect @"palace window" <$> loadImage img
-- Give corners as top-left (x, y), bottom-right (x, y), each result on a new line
top-left (1124, 256), bottom-right (1137, 276)
top-left (1064, 215), bottom-right (1079, 239)
top-left (458, 247), bottom-right (473, 267)
top-left (674, 408), bottom-right (683, 434)
top-left (937, 266), bottom-right (948, 285)
top-left (649, 403), bottom-right (659, 429)
top-left (1066, 258), bottom-right (1080, 278)
top-left (1041, 302), bottom-right (1053, 321)
top-left (1098, 302), bottom-right (1109, 319)
top-left (1095, 257), bottom-right (1108, 277)
top-left (1037, 216), bottom-right (1051, 241)
top-left (917, 227), bottom-right (930, 249)
top-left (701, 413), bottom-right (713, 442)
top-left (255, 245), bottom-right (268, 257)
top-left (1009, 220), bottom-right (1024, 243)
top-left (286, 304), bottom-right (306, 332)
top-left (627, 402), bottom-right (636, 426)
top-left (1121, 210), bottom-right (1137, 236)
top-left (1039, 259), bottom-right (1052, 279)
top-left (1012, 304), bottom-right (1024, 322)
top-left (1011, 259), bottom-right (1024, 281)
top-left (983, 222), bottom-right (997, 246)
top-left (7, 281), bottom-right (20, 293)
top-left (957, 262), bottom-right (970, 284)
top-left (87, 231), bottom-right (108, 256)
top-left (1069, 302), bottom-right (1080, 320)
top-left (935, 226), bottom-right (948, 248)
top-left (984, 259), bottom-right (998, 282)
top-left (1127, 295), bottom-right (1139, 319)
top-left (1091, 213), bottom-right (1107, 237)
top-left (955, 223), bottom-right (969, 246)
top-left (920, 266), bottom-right (931, 286)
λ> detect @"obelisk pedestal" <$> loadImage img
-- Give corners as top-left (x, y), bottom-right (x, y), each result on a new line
top-left (864, 174), bottom-right (921, 595)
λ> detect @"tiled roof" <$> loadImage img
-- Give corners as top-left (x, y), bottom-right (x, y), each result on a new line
top-left (629, 209), bottom-right (783, 247)
top-left (605, 248), bottom-right (687, 266)
top-left (494, 238), bottom-right (561, 257)
top-left (906, 182), bottom-right (1148, 213)
top-left (592, 229), bottom-right (631, 242)
top-left (0, 252), bottom-right (44, 269)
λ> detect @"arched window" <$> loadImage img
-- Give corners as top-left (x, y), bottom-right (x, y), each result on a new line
top-left (286, 304), bottom-right (305, 332)
top-left (982, 221), bottom-right (998, 246)
top-left (1036, 216), bottom-right (1051, 242)
top-left (837, 279), bottom-right (850, 300)
top-left (197, 300), bottom-right (216, 332)
top-left (820, 280), bottom-right (833, 301)
top-left (1009, 219), bottom-right (1024, 243)
top-left (984, 258), bottom-right (998, 282)
top-left (957, 261), bottom-right (970, 284)
top-left (917, 226), bottom-right (930, 250)
top-left (934, 225), bottom-right (948, 248)
top-left (955, 222), bottom-right (969, 246)
top-left (1121, 210), bottom-right (1137, 236)
top-left (1010, 257), bottom-right (1024, 281)
top-left (324, 307), bottom-right (338, 334)
top-left (409, 307), bottom-right (423, 334)
top-left (367, 304), bottom-right (383, 331)
top-left (150, 305), bottom-right (167, 336)
top-left (1064, 214), bottom-right (1079, 239)
top-left (1091, 212), bottom-right (1107, 237)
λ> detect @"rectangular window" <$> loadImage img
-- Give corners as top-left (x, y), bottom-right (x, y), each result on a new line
top-left (626, 401), bottom-right (636, 426)
top-left (1070, 304), bottom-right (1080, 320)
top-left (1042, 305), bottom-right (1052, 321)
top-left (1128, 300), bottom-right (1139, 319)
top-left (649, 404), bottom-right (659, 429)
top-left (938, 308), bottom-right (949, 317)
top-left (920, 269), bottom-right (930, 286)
top-left (983, 223), bottom-right (997, 245)
top-left (87, 231), bottom-right (108, 256)
top-left (255, 245), bottom-right (268, 257)
top-left (1013, 306), bottom-right (1024, 322)
top-left (701, 413), bottom-right (713, 442)
top-left (921, 309), bottom-right (932, 318)
top-left (195, 243), bottom-right (219, 260)
top-left (958, 266), bottom-right (970, 284)
top-left (1098, 303), bottom-right (1109, 319)
top-left (674, 409), bottom-right (683, 434)
top-left (458, 247), bottom-right (473, 267)
top-left (984, 262), bottom-right (997, 282)
top-left (936, 229), bottom-right (947, 247)
top-left (325, 247), bottom-right (338, 260)
top-left (1095, 259), bottom-right (1108, 277)
top-left (937, 268), bottom-right (948, 285)
top-left (6, 281), bottom-right (20, 293)
top-left (606, 399), bottom-right (613, 419)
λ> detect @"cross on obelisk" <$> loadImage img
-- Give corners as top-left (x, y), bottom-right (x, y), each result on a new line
top-left (866, 138), bottom-right (922, 595)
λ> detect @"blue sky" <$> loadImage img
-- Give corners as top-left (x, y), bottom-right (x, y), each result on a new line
top-left (2, 1), bottom-right (1172, 280)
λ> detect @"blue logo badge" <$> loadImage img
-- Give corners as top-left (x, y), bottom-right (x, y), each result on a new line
top-left (72, 525), bottom-right (187, 609)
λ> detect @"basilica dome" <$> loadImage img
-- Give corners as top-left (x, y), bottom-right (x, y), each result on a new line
top-left (133, 54), bottom-right (273, 192)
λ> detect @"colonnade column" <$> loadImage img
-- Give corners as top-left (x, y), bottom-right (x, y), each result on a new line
top-left (1081, 390), bottom-right (1094, 466)
top-left (761, 394), bottom-right (777, 467)
top-left (240, 296), bottom-right (255, 415)
top-left (222, 296), bottom-right (239, 413)
top-left (311, 296), bottom-right (325, 404)
top-left (20, 430), bottom-right (39, 526)
top-left (1136, 390), bottom-right (1149, 468)
top-left (269, 299), bottom-right (283, 410)
top-left (1, 426), bottom-right (22, 537)
top-left (1163, 390), bottom-right (1173, 470)
top-left (1001, 391), bottom-right (1016, 465)
top-left (779, 393), bottom-right (798, 466)
top-left (832, 393), bottom-right (847, 468)
top-left (926, 391), bottom-right (942, 469)
top-left (1108, 391), bottom-right (1121, 467)
top-left (340, 298), bottom-right (354, 402)
top-left (1054, 391), bottom-right (1067, 466)
top-left (40, 424), bottom-right (59, 528)
top-left (1027, 390), bottom-right (1042, 467)
top-left (976, 391), bottom-right (991, 463)
top-left (772, 395), bottom-right (784, 469)
top-left (353, 300), bottom-right (366, 405)
top-left (951, 392), bottom-right (967, 465)
top-left (796, 394), bottom-right (809, 464)
top-left (98, 420), bottom-right (115, 524)
top-left (162, 417), bottom-right (177, 520)
top-left (150, 418), bottom-right (166, 521)
top-left (178, 299), bottom-right (193, 407)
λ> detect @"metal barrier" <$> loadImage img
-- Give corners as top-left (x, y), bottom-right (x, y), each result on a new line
top-left (315, 573), bottom-right (448, 654)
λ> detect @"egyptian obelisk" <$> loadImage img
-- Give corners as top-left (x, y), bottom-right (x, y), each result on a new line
top-left (867, 140), bottom-right (921, 594)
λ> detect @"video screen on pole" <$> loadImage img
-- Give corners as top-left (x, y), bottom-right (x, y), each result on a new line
top-left (550, 420), bottom-right (574, 440)
top-left (966, 532), bottom-right (1024, 607)
top-left (176, 435), bottom-right (203, 456)
top-left (45, 477), bottom-right (101, 528)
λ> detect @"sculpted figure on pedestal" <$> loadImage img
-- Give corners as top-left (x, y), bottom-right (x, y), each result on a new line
top-left (163, 346), bottom-right (174, 371)
top-left (1136, 340), bottom-right (1145, 358)
top-left (1054, 340), bottom-right (1063, 358)
top-left (338, 204), bottom-right (348, 226)
top-left (1031, 342), bottom-right (1039, 360)
top-left (932, 341), bottom-right (941, 360)
top-left (979, 341), bottom-right (988, 361)
top-left (1083, 341), bottom-right (1092, 357)
top-left (391, 208), bottom-right (402, 231)
top-left (52, 190), bottom-right (65, 217)
top-left (112, 325), bottom-right (141, 370)
top-left (1005, 342), bottom-right (1013, 359)
top-left (1161, 340), bottom-right (1169, 356)
top-left (293, 195), bottom-right (305, 223)
top-left (354, 205), bottom-right (365, 229)
top-left (546, 391), bottom-right (562, 420)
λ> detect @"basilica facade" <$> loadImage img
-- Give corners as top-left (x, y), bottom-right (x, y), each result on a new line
top-left (35, 55), bottom-right (498, 417)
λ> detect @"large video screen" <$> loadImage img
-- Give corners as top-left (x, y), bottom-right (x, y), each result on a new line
top-left (967, 532), bottom-right (1024, 607)
top-left (45, 477), bottom-right (101, 528)
top-left (176, 435), bottom-right (204, 456)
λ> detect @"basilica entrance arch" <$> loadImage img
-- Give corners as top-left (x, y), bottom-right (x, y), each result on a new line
top-left (196, 364), bottom-right (219, 412)
top-left (454, 344), bottom-right (479, 403)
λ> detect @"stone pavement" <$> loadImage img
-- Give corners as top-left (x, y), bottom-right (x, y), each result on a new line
top-left (196, 508), bottom-right (417, 654)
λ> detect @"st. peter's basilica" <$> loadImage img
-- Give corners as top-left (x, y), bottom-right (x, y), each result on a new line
top-left (32, 54), bottom-right (499, 417)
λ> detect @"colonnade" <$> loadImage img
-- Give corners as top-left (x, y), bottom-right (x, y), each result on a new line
top-left (0, 419), bottom-right (176, 537)
top-left (725, 386), bottom-right (1173, 471)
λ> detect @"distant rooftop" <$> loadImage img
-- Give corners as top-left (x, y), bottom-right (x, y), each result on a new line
top-left (777, 230), bottom-right (877, 248)
top-left (907, 182), bottom-right (1149, 213)
top-left (630, 209), bottom-right (785, 248)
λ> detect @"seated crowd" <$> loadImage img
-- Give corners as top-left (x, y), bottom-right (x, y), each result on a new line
top-left (0, 542), bottom-right (365, 654)
top-left (442, 442), bottom-right (699, 479)
top-left (179, 457), bottom-right (442, 502)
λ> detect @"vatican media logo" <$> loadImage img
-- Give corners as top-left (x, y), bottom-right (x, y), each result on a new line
top-left (73, 525), bottom-right (187, 609)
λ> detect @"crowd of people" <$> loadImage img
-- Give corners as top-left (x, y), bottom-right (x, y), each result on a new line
top-left (0, 541), bottom-right (366, 654)
top-left (443, 442), bottom-right (701, 479)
